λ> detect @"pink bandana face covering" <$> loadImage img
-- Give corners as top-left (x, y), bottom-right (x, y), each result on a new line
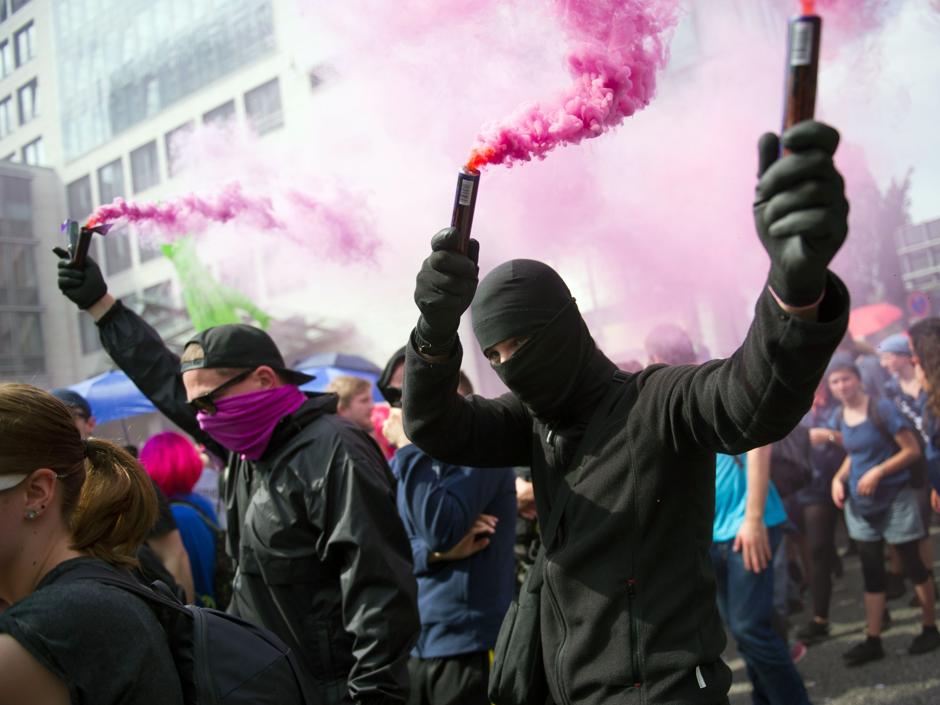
top-left (196, 386), bottom-right (306, 460)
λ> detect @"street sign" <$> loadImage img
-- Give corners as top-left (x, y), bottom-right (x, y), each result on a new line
top-left (908, 291), bottom-right (931, 318)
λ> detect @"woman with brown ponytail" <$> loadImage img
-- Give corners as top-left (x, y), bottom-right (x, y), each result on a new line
top-left (0, 383), bottom-right (183, 705)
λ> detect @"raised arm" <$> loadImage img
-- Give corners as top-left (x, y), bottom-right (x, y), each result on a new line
top-left (55, 253), bottom-right (217, 451)
top-left (635, 121), bottom-right (851, 455)
top-left (402, 227), bottom-right (532, 467)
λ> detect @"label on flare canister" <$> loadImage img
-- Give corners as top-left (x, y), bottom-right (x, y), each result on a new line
top-left (790, 21), bottom-right (814, 66)
top-left (458, 178), bottom-right (475, 206)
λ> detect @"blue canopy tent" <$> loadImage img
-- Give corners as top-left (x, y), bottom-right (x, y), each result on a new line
top-left (65, 353), bottom-right (386, 424)
top-left (69, 370), bottom-right (157, 424)
top-left (295, 352), bottom-right (385, 402)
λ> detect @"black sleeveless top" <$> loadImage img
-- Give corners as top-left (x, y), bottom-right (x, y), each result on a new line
top-left (0, 557), bottom-right (183, 705)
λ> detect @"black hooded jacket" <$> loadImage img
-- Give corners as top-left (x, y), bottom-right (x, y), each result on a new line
top-left (95, 301), bottom-right (419, 705)
top-left (403, 260), bottom-right (849, 705)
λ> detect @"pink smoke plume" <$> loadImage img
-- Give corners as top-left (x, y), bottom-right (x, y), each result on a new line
top-left (87, 182), bottom-right (282, 233)
top-left (466, 0), bottom-right (678, 171)
top-left (86, 176), bottom-right (378, 262)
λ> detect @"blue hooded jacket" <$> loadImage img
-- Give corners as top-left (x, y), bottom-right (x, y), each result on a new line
top-left (391, 444), bottom-right (516, 658)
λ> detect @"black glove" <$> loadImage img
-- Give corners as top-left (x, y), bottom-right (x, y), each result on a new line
top-left (753, 120), bottom-right (849, 307)
top-left (413, 227), bottom-right (480, 356)
top-left (53, 247), bottom-right (108, 310)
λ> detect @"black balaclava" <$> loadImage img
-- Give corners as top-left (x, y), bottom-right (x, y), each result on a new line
top-left (378, 346), bottom-right (407, 407)
top-left (471, 259), bottom-right (615, 426)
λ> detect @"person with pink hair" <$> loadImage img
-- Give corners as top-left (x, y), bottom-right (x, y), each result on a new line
top-left (140, 431), bottom-right (223, 607)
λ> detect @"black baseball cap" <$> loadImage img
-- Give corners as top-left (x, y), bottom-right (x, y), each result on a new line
top-left (50, 388), bottom-right (93, 418)
top-left (180, 324), bottom-right (315, 386)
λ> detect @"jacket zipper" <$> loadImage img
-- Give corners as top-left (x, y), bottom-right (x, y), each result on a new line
top-left (545, 560), bottom-right (573, 705)
top-left (626, 578), bottom-right (641, 689)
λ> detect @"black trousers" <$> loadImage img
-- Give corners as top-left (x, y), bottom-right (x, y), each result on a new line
top-left (407, 651), bottom-right (489, 705)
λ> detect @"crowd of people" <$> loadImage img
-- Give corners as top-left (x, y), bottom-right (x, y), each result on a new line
top-left (0, 120), bottom-right (937, 705)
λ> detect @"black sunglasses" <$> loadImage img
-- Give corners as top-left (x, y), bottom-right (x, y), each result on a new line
top-left (188, 369), bottom-right (255, 415)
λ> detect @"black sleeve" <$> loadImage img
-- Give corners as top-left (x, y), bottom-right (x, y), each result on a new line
top-left (402, 336), bottom-right (533, 468)
top-left (637, 275), bottom-right (850, 455)
top-left (96, 300), bottom-right (223, 457)
top-left (310, 425), bottom-right (420, 704)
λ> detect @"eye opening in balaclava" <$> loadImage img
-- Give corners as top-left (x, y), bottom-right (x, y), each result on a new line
top-left (471, 259), bottom-right (613, 423)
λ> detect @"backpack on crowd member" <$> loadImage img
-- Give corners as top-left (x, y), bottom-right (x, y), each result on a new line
top-left (769, 425), bottom-right (813, 498)
top-left (62, 563), bottom-right (316, 705)
top-left (171, 498), bottom-right (235, 609)
top-left (868, 397), bottom-right (928, 489)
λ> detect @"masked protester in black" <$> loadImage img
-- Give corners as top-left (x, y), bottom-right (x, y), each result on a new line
top-left (402, 121), bottom-right (851, 705)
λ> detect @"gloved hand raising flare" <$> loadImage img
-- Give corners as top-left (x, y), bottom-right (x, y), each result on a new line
top-left (413, 227), bottom-right (480, 357)
top-left (753, 120), bottom-right (849, 308)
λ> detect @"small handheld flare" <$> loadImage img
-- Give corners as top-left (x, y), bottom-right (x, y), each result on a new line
top-left (451, 167), bottom-right (480, 255)
top-left (782, 0), bottom-right (822, 133)
top-left (60, 218), bottom-right (112, 267)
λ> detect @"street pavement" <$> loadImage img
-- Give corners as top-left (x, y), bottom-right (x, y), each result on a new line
top-left (726, 525), bottom-right (940, 705)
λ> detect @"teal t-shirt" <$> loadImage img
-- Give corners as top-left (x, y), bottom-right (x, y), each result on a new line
top-left (713, 453), bottom-right (788, 542)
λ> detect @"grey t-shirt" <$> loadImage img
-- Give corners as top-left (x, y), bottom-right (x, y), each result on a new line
top-left (0, 557), bottom-right (184, 705)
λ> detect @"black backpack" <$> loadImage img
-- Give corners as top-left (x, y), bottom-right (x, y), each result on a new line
top-left (769, 425), bottom-right (813, 498)
top-left (171, 499), bottom-right (235, 610)
top-left (64, 563), bottom-right (317, 705)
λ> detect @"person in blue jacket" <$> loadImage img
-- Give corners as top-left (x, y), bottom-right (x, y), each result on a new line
top-left (909, 319), bottom-right (940, 502)
top-left (381, 362), bottom-right (516, 705)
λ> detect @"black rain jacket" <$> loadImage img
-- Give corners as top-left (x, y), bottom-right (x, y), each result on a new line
top-left (403, 277), bottom-right (849, 705)
top-left (96, 301), bottom-right (419, 705)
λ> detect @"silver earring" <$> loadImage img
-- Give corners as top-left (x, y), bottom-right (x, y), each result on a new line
top-left (25, 509), bottom-right (38, 520)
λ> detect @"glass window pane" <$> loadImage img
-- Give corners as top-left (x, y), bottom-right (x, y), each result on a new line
top-left (0, 96), bottom-right (11, 137)
top-left (0, 173), bottom-right (31, 239)
top-left (21, 136), bottom-right (42, 166)
top-left (0, 42), bottom-right (11, 77)
top-left (244, 77), bottom-right (283, 135)
top-left (14, 21), bottom-right (34, 67)
top-left (130, 140), bottom-right (160, 192)
top-left (67, 175), bottom-right (93, 221)
top-left (103, 226), bottom-right (132, 275)
top-left (97, 158), bottom-right (124, 204)
top-left (203, 100), bottom-right (235, 126)
top-left (16, 78), bottom-right (37, 124)
top-left (11, 0), bottom-right (30, 13)
top-left (164, 120), bottom-right (193, 177)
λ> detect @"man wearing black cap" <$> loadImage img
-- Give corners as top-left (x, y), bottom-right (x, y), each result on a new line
top-left (54, 268), bottom-right (420, 705)
top-left (402, 122), bottom-right (851, 704)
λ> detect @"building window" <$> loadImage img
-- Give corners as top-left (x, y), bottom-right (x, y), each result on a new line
top-left (66, 175), bottom-right (93, 221)
top-left (0, 1), bottom-right (7, 24)
top-left (164, 121), bottom-right (194, 177)
top-left (17, 78), bottom-right (37, 124)
top-left (244, 78), bottom-right (283, 135)
top-left (0, 41), bottom-right (11, 77)
top-left (130, 140), bottom-right (160, 193)
top-left (0, 173), bottom-right (30, 240)
top-left (203, 100), bottom-right (235, 126)
top-left (21, 136), bottom-right (42, 166)
top-left (0, 96), bottom-right (11, 138)
top-left (0, 311), bottom-right (45, 376)
top-left (0, 242), bottom-right (39, 305)
top-left (97, 159), bottom-right (132, 275)
top-left (11, 0), bottom-right (29, 13)
top-left (13, 20), bottom-right (35, 67)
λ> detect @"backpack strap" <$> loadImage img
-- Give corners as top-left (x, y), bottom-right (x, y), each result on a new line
top-left (540, 370), bottom-right (636, 553)
top-left (867, 397), bottom-right (900, 451)
top-left (170, 499), bottom-right (222, 532)
top-left (58, 562), bottom-right (192, 619)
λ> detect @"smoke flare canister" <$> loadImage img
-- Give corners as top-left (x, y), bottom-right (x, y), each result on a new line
top-left (782, 12), bottom-right (821, 132)
top-left (65, 220), bottom-right (93, 268)
top-left (451, 169), bottom-right (480, 255)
